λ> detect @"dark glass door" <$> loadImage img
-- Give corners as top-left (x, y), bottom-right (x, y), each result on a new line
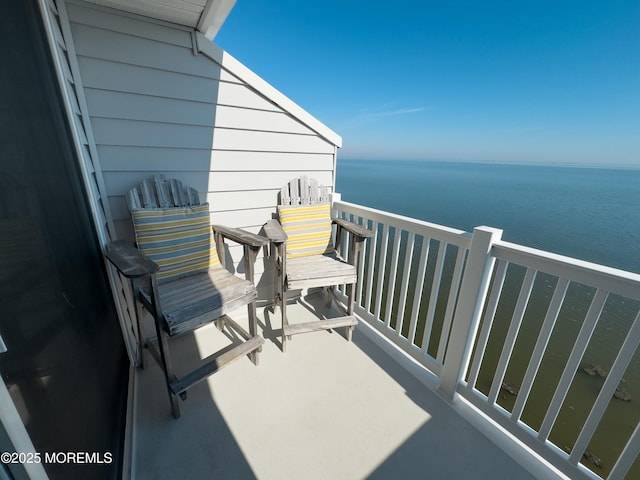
top-left (0, 2), bottom-right (128, 479)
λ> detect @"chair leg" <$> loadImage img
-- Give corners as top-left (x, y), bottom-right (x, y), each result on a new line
top-left (134, 300), bottom-right (146, 369)
top-left (281, 288), bottom-right (288, 352)
top-left (153, 318), bottom-right (181, 419)
top-left (247, 300), bottom-right (260, 366)
top-left (346, 281), bottom-right (356, 342)
top-left (325, 286), bottom-right (334, 308)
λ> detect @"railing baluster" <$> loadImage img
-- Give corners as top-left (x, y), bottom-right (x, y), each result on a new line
top-left (569, 308), bottom-right (640, 465)
top-left (488, 268), bottom-right (537, 405)
top-left (373, 224), bottom-right (389, 320)
top-left (355, 216), bottom-right (367, 305)
top-left (384, 228), bottom-right (402, 329)
top-left (420, 241), bottom-right (446, 355)
top-left (364, 220), bottom-right (378, 313)
top-left (436, 247), bottom-right (467, 364)
top-left (395, 232), bottom-right (415, 335)
top-left (609, 417), bottom-right (640, 480)
top-left (466, 260), bottom-right (508, 390)
top-left (407, 237), bottom-right (430, 346)
top-left (538, 288), bottom-right (609, 442)
top-left (511, 277), bottom-right (570, 421)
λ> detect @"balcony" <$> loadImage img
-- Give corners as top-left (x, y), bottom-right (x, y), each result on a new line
top-left (130, 199), bottom-right (640, 480)
top-left (132, 294), bottom-right (535, 479)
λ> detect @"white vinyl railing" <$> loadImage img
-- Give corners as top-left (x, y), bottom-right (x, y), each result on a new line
top-left (332, 198), bottom-right (471, 376)
top-left (332, 197), bottom-right (640, 480)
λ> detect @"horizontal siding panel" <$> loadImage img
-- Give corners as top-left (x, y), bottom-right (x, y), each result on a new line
top-left (206, 190), bottom-right (279, 212)
top-left (103, 171), bottom-right (333, 196)
top-left (213, 129), bottom-right (335, 154)
top-left (85, 88), bottom-right (216, 126)
top-left (214, 105), bottom-right (313, 135)
top-left (209, 207), bottom-right (275, 229)
top-left (67, 2), bottom-right (193, 48)
top-left (211, 151), bottom-right (334, 171)
top-left (217, 82), bottom-right (280, 112)
top-left (71, 23), bottom-right (221, 79)
top-left (77, 57), bottom-right (219, 103)
top-left (219, 68), bottom-right (242, 84)
top-left (99, 146), bottom-right (334, 172)
top-left (98, 145), bottom-right (212, 171)
top-left (210, 171), bottom-right (333, 192)
top-left (92, 117), bottom-right (215, 148)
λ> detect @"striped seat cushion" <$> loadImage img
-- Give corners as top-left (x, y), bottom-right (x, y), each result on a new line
top-left (278, 204), bottom-right (334, 258)
top-left (131, 203), bottom-right (220, 283)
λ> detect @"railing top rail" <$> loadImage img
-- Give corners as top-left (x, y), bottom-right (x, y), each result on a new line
top-left (493, 240), bottom-right (640, 301)
top-left (333, 200), bottom-right (472, 249)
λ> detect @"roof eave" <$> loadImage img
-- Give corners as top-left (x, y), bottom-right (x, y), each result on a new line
top-left (198, 0), bottom-right (236, 40)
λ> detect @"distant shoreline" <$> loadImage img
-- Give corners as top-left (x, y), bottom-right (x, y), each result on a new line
top-left (338, 157), bottom-right (640, 170)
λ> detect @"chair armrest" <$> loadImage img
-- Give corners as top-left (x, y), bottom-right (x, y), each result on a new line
top-left (212, 225), bottom-right (268, 249)
top-left (263, 219), bottom-right (287, 245)
top-left (105, 240), bottom-right (159, 278)
top-left (332, 218), bottom-right (374, 239)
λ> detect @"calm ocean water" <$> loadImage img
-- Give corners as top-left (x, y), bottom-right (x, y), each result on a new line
top-left (336, 159), bottom-right (640, 274)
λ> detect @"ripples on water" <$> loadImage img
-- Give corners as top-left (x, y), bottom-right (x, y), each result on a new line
top-left (337, 159), bottom-right (640, 476)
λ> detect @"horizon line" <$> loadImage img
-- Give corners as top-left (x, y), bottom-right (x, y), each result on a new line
top-left (337, 157), bottom-right (640, 170)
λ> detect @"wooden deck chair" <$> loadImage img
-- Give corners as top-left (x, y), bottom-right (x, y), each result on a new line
top-left (105, 175), bottom-right (267, 418)
top-left (264, 176), bottom-right (373, 351)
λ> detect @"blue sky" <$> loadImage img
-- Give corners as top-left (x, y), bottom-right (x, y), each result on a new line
top-left (215, 1), bottom-right (640, 165)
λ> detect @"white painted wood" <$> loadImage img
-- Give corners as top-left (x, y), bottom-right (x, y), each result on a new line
top-left (569, 308), bottom-right (640, 465)
top-left (511, 277), bottom-right (570, 421)
top-left (334, 200), bottom-right (471, 250)
top-left (438, 227), bottom-right (503, 402)
top-left (196, 34), bottom-right (343, 147)
top-left (215, 105), bottom-right (315, 135)
top-left (609, 419), bottom-right (640, 480)
top-left (384, 228), bottom-right (402, 329)
top-left (81, 0), bottom-right (203, 28)
top-left (395, 232), bottom-right (414, 335)
top-left (465, 260), bottom-right (508, 390)
top-left (92, 117), bottom-right (215, 148)
top-left (198, 0), bottom-right (236, 40)
top-left (85, 89), bottom-right (217, 126)
top-left (355, 217), bottom-right (368, 304)
top-left (420, 241), bottom-right (446, 355)
top-left (407, 237), bottom-right (430, 346)
top-left (435, 247), bottom-right (466, 365)
top-left (217, 81), bottom-right (282, 112)
top-left (71, 23), bottom-right (218, 78)
top-left (99, 147), bottom-right (335, 172)
top-left (494, 241), bottom-right (640, 301)
top-left (77, 57), bottom-right (220, 103)
top-left (363, 221), bottom-right (378, 312)
top-left (212, 129), bottom-right (335, 154)
top-left (487, 268), bottom-right (537, 405)
top-left (538, 289), bottom-right (609, 442)
top-left (67, 2), bottom-right (193, 47)
top-left (373, 224), bottom-right (390, 321)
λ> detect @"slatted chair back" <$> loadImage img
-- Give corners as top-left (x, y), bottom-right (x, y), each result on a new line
top-left (126, 174), bottom-right (220, 284)
top-left (279, 176), bottom-right (330, 206)
top-left (277, 176), bottom-right (333, 259)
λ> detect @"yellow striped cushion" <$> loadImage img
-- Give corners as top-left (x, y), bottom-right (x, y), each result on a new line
top-left (278, 204), bottom-right (334, 258)
top-left (131, 203), bottom-right (220, 283)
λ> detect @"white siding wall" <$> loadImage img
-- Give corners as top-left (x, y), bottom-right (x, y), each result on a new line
top-left (64, 0), bottom-right (341, 299)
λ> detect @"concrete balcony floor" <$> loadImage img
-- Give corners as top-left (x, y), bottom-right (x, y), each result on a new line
top-left (131, 291), bottom-right (535, 479)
